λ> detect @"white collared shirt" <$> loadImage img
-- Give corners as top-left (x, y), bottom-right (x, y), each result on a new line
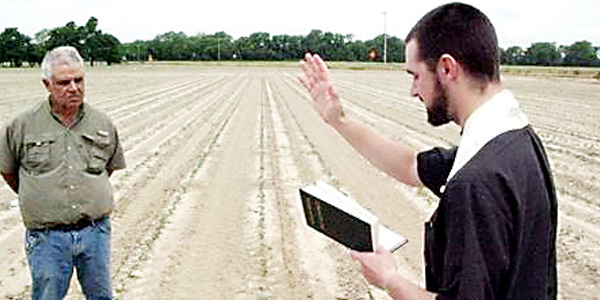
top-left (446, 89), bottom-right (529, 183)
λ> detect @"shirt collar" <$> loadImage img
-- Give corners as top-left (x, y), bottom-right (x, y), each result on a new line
top-left (446, 89), bottom-right (529, 182)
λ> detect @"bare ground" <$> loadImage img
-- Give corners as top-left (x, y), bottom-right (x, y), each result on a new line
top-left (0, 64), bottom-right (598, 299)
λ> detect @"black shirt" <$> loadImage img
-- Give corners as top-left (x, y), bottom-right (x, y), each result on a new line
top-left (417, 127), bottom-right (557, 300)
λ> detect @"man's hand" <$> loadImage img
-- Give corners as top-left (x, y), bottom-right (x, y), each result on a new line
top-left (352, 247), bottom-right (437, 300)
top-left (351, 246), bottom-right (398, 289)
top-left (298, 53), bottom-right (344, 126)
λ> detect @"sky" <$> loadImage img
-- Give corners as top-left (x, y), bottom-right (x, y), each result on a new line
top-left (0, 0), bottom-right (598, 49)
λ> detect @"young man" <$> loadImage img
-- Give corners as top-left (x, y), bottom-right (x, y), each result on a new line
top-left (0, 46), bottom-right (126, 300)
top-left (299, 3), bottom-right (557, 300)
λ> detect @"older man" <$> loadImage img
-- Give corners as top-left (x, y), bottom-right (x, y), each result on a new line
top-left (0, 46), bottom-right (125, 300)
top-left (299, 3), bottom-right (556, 300)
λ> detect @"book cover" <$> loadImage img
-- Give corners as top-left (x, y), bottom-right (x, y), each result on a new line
top-left (299, 180), bottom-right (407, 252)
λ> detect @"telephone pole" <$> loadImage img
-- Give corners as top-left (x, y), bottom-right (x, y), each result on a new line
top-left (383, 11), bottom-right (387, 64)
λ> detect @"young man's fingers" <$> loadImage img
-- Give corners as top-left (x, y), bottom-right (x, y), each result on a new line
top-left (304, 54), bottom-right (325, 80)
top-left (304, 52), bottom-right (312, 62)
top-left (298, 74), bottom-right (309, 89)
top-left (313, 54), bottom-right (330, 81)
top-left (300, 58), bottom-right (319, 84)
top-left (299, 59), bottom-right (310, 74)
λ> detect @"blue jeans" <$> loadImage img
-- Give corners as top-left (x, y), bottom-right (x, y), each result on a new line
top-left (25, 217), bottom-right (112, 300)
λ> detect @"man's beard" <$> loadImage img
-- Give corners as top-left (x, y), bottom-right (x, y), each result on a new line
top-left (427, 77), bottom-right (452, 126)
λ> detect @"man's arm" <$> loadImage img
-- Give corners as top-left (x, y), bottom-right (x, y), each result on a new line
top-left (299, 53), bottom-right (422, 187)
top-left (351, 248), bottom-right (437, 300)
top-left (1, 172), bottom-right (18, 193)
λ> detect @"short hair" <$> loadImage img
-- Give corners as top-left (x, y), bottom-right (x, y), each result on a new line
top-left (41, 46), bottom-right (84, 80)
top-left (406, 2), bottom-right (500, 83)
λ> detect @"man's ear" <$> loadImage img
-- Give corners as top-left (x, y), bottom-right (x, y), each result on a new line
top-left (437, 54), bottom-right (459, 82)
top-left (42, 79), bottom-right (51, 92)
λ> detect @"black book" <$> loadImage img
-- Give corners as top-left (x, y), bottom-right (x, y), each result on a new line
top-left (299, 180), bottom-right (407, 252)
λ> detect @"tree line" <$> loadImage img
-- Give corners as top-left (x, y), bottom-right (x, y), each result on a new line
top-left (1, 17), bottom-right (599, 67)
top-left (1, 17), bottom-right (120, 67)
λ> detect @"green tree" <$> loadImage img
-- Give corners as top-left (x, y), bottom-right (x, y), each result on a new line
top-left (503, 46), bottom-right (525, 65)
top-left (205, 32), bottom-right (233, 60)
top-left (99, 33), bottom-right (121, 65)
top-left (386, 36), bottom-right (405, 63)
top-left (345, 40), bottom-right (367, 61)
top-left (34, 29), bottom-right (50, 49)
top-left (304, 30), bottom-right (323, 54)
top-left (232, 36), bottom-right (251, 60)
top-left (0, 28), bottom-right (40, 66)
top-left (45, 21), bottom-right (83, 52)
top-left (248, 32), bottom-right (273, 60)
top-left (0, 27), bottom-right (25, 66)
top-left (319, 32), bottom-right (345, 61)
top-left (286, 35), bottom-right (304, 60)
top-left (122, 41), bottom-right (148, 61)
top-left (81, 17), bottom-right (101, 65)
top-left (525, 42), bottom-right (559, 66)
top-left (562, 40), bottom-right (598, 66)
top-left (38, 18), bottom-right (121, 65)
top-left (272, 34), bottom-right (295, 60)
top-left (149, 31), bottom-right (190, 60)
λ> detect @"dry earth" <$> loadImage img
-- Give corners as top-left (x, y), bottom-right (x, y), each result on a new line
top-left (0, 63), bottom-right (598, 299)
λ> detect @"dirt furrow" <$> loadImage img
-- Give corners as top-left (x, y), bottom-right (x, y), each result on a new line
top-left (112, 78), bottom-right (229, 149)
top-left (256, 76), bottom-right (318, 298)
top-left (113, 73), bottom-right (251, 300)
top-left (107, 78), bottom-right (249, 298)
top-left (114, 74), bottom-right (245, 170)
top-left (106, 75), bottom-right (244, 221)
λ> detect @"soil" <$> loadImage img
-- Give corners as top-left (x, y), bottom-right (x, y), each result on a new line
top-left (0, 64), bottom-right (598, 299)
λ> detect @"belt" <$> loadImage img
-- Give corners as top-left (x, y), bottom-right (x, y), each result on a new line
top-left (46, 216), bottom-right (107, 231)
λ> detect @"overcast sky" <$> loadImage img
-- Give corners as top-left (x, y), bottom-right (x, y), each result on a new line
top-left (1, 0), bottom-right (598, 49)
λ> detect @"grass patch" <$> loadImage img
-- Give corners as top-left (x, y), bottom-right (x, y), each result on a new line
top-left (501, 65), bottom-right (600, 80)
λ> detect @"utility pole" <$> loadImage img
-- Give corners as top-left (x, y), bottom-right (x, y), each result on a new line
top-left (383, 11), bottom-right (387, 64)
top-left (218, 37), bottom-right (221, 61)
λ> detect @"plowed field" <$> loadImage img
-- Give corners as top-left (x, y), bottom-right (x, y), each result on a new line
top-left (0, 63), bottom-right (598, 299)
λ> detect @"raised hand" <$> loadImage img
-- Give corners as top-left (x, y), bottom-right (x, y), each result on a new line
top-left (298, 53), bottom-right (344, 125)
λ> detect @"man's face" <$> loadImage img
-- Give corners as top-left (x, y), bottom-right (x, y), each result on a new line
top-left (44, 62), bottom-right (85, 111)
top-left (406, 40), bottom-right (452, 126)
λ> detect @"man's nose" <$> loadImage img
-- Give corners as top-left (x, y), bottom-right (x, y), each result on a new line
top-left (68, 80), bottom-right (78, 90)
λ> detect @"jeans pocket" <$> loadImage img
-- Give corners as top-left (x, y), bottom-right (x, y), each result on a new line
top-left (94, 218), bottom-right (111, 234)
top-left (24, 230), bottom-right (43, 256)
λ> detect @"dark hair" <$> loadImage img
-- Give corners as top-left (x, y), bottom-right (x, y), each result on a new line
top-left (406, 2), bottom-right (500, 83)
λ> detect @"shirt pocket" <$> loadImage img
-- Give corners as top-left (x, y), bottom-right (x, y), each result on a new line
top-left (82, 133), bottom-right (109, 175)
top-left (23, 134), bottom-right (56, 174)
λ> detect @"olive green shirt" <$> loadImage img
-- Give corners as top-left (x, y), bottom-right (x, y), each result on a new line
top-left (0, 98), bottom-right (126, 229)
